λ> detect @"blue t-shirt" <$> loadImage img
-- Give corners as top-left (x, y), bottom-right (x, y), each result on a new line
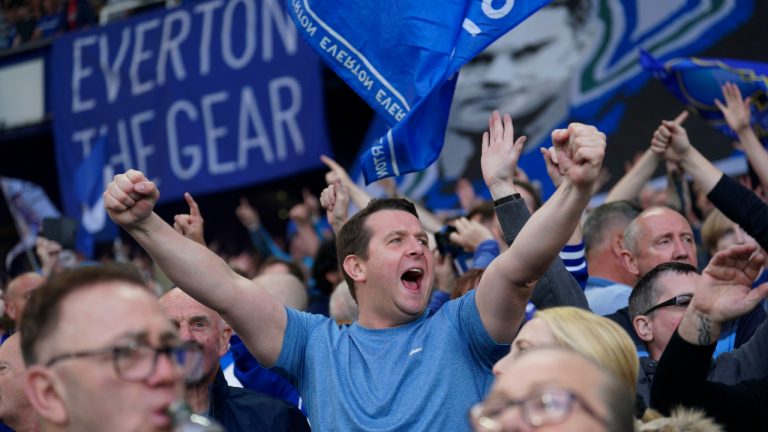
top-left (276, 289), bottom-right (508, 431)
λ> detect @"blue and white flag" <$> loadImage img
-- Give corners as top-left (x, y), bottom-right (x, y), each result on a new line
top-left (288, 0), bottom-right (551, 183)
top-left (641, 50), bottom-right (768, 143)
top-left (0, 177), bottom-right (61, 270)
top-left (73, 133), bottom-right (118, 258)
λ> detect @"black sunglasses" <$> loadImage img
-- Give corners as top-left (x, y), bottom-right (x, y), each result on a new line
top-left (643, 293), bottom-right (693, 316)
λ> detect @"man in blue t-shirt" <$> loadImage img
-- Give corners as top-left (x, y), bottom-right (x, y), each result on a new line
top-left (104, 115), bottom-right (606, 431)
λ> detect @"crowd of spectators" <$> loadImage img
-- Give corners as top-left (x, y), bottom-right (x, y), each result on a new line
top-left (1, 56), bottom-right (767, 430)
top-left (0, 0), bottom-right (101, 51)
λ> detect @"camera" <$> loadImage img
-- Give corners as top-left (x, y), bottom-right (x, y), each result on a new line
top-left (434, 226), bottom-right (465, 257)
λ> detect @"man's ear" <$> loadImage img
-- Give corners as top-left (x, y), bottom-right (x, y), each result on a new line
top-left (633, 315), bottom-right (653, 343)
top-left (219, 324), bottom-right (233, 356)
top-left (5, 302), bottom-right (18, 322)
top-left (610, 233), bottom-right (625, 259)
top-left (342, 255), bottom-right (366, 284)
top-left (24, 366), bottom-right (68, 426)
top-left (619, 249), bottom-right (640, 278)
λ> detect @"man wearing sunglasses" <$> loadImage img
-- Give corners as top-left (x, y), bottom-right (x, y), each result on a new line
top-left (19, 265), bottom-right (201, 432)
top-left (630, 261), bottom-right (768, 408)
top-left (651, 244), bottom-right (768, 430)
top-left (472, 347), bottom-right (635, 432)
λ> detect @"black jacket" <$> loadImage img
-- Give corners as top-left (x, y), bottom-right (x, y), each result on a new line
top-left (651, 331), bottom-right (768, 431)
top-left (209, 368), bottom-right (310, 431)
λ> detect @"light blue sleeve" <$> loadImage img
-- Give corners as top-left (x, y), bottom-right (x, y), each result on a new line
top-left (274, 307), bottom-right (327, 380)
top-left (444, 290), bottom-right (510, 371)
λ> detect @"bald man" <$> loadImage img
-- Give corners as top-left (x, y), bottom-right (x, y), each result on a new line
top-left (258, 273), bottom-right (308, 312)
top-left (159, 288), bottom-right (307, 432)
top-left (0, 334), bottom-right (39, 432)
top-left (620, 206), bottom-right (697, 279)
top-left (4, 273), bottom-right (45, 327)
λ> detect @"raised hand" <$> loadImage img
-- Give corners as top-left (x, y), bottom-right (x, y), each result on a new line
top-left (319, 180), bottom-right (350, 234)
top-left (690, 244), bottom-right (768, 325)
top-left (173, 192), bottom-right (205, 246)
top-left (540, 146), bottom-right (564, 188)
top-left (104, 169), bottom-right (160, 228)
top-left (549, 123), bottom-right (606, 190)
top-left (235, 197), bottom-right (261, 232)
top-left (650, 111), bottom-right (690, 162)
top-left (289, 203), bottom-right (312, 226)
top-left (481, 111), bottom-right (527, 199)
top-left (448, 217), bottom-right (494, 253)
top-left (320, 154), bottom-right (354, 187)
top-left (715, 82), bottom-right (751, 134)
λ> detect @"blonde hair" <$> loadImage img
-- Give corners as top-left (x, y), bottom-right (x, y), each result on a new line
top-left (701, 209), bottom-right (735, 255)
top-left (536, 307), bottom-right (640, 395)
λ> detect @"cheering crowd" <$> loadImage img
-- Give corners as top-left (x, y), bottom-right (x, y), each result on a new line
top-left (2, 77), bottom-right (768, 431)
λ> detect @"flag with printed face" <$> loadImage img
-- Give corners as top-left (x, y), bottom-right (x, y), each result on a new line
top-left (287, 0), bottom-right (551, 183)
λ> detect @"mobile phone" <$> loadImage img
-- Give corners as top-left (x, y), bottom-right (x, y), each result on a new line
top-left (42, 217), bottom-right (78, 250)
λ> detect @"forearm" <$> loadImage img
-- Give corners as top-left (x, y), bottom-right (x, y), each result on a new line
top-left (678, 308), bottom-right (723, 346)
top-left (605, 149), bottom-right (660, 202)
top-left (493, 179), bottom-right (592, 285)
top-left (344, 180), bottom-right (373, 210)
top-left (738, 129), bottom-right (768, 190)
top-left (494, 195), bottom-right (588, 309)
top-left (414, 202), bottom-right (444, 234)
top-left (679, 146), bottom-right (722, 195)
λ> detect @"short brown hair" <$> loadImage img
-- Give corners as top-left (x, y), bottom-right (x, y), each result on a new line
top-left (20, 264), bottom-right (147, 366)
top-left (336, 198), bottom-right (418, 300)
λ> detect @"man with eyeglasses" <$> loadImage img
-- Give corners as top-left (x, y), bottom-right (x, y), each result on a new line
top-left (651, 244), bottom-right (768, 430)
top-left (472, 347), bottom-right (634, 432)
top-left (18, 265), bottom-right (202, 432)
top-left (158, 288), bottom-right (309, 431)
top-left (629, 261), bottom-right (768, 408)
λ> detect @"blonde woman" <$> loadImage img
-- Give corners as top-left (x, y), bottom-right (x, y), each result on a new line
top-left (494, 307), bottom-right (639, 398)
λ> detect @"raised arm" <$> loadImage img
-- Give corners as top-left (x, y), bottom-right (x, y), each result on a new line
top-left (320, 155), bottom-right (373, 210)
top-left (104, 170), bottom-right (286, 366)
top-left (476, 114), bottom-right (603, 342)
top-left (716, 82), bottom-right (768, 191)
top-left (319, 180), bottom-right (350, 235)
top-left (484, 111), bottom-right (588, 310)
top-left (652, 115), bottom-right (768, 249)
top-left (605, 111), bottom-right (687, 203)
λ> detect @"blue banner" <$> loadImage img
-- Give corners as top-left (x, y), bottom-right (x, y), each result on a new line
top-left (288, 0), bottom-right (550, 184)
top-left (356, 0), bottom-right (756, 210)
top-left (640, 50), bottom-right (768, 143)
top-left (52, 0), bottom-right (330, 223)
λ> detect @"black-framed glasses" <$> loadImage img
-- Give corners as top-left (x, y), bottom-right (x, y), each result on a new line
top-left (643, 293), bottom-right (693, 316)
top-left (471, 388), bottom-right (610, 430)
top-left (45, 341), bottom-right (203, 382)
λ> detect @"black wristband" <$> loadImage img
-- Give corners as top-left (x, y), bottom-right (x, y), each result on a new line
top-left (494, 193), bottom-right (522, 207)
